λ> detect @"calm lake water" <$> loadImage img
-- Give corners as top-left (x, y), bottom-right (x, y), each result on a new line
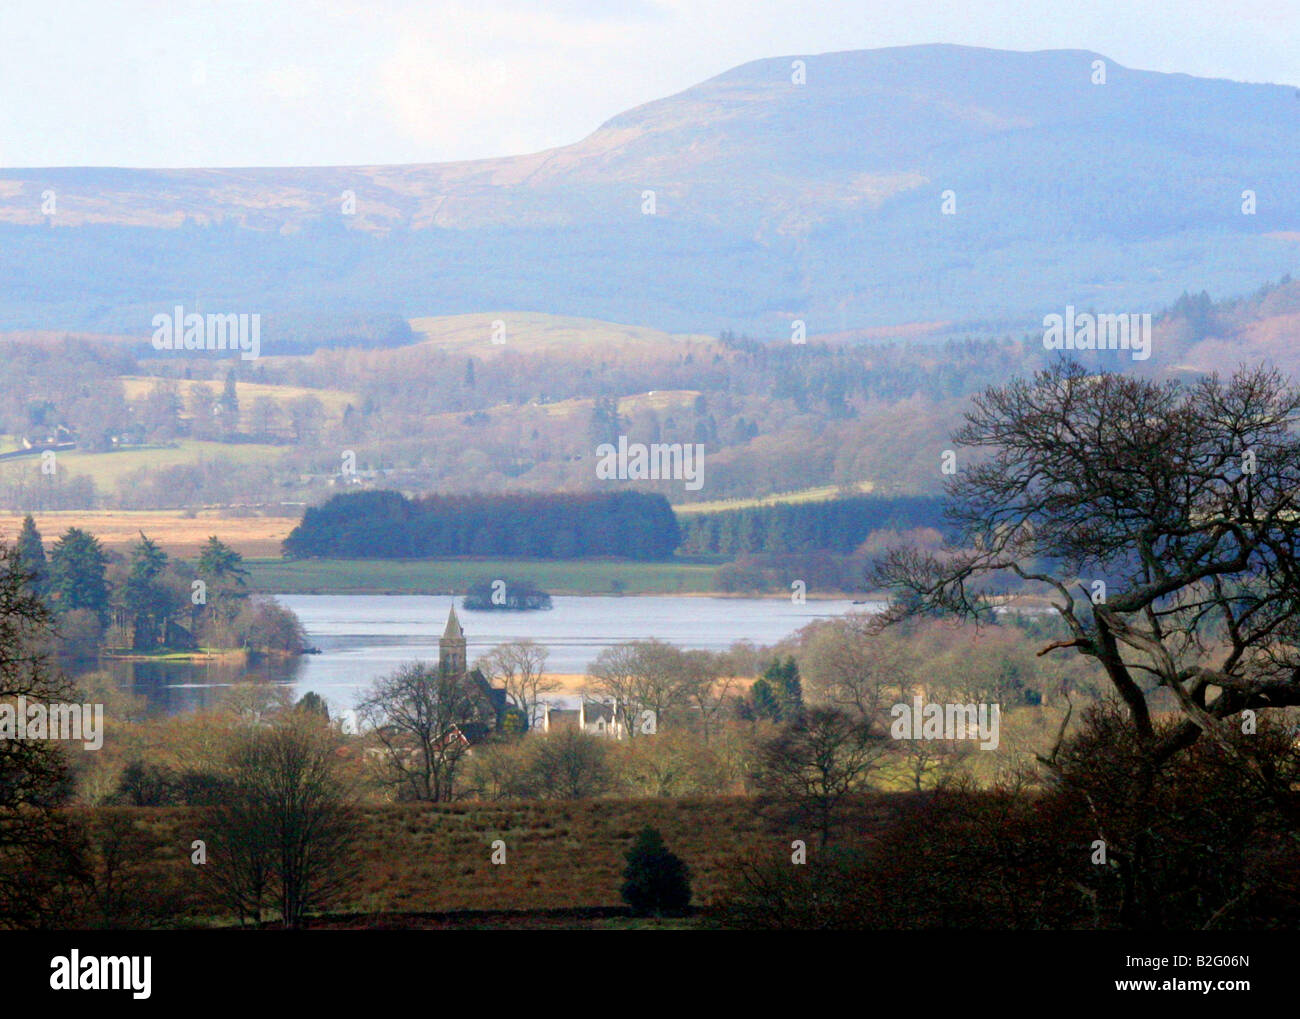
top-left (79, 595), bottom-right (878, 716)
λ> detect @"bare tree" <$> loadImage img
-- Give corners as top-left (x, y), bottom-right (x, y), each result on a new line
top-left (248, 396), bottom-right (284, 441)
top-left (477, 640), bottom-right (555, 730)
top-left (798, 613), bottom-right (913, 719)
top-left (288, 394), bottom-right (326, 444)
top-left (756, 707), bottom-right (887, 849)
top-left (357, 661), bottom-right (493, 801)
top-left (587, 640), bottom-right (690, 737)
top-left (876, 363), bottom-right (1300, 764)
top-left (523, 729), bottom-right (612, 799)
top-left (680, 649), bottom-right (734, 743)
top-left (205, 718), bottom-right (358, 929)
top-left (874, 362), bottom-right (1300, 924)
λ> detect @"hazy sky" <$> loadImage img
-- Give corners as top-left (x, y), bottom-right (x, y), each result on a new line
top-left (4, 0), bottom-right (1297, 168)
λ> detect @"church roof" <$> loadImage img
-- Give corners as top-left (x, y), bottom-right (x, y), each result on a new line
top-left (443, 605), bottom-right (464, 640)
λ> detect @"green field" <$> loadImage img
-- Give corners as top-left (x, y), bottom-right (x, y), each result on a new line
top-left (0, 440), bottom-right (283, 490)
top-left (673, 481), bottom-right (874, 515)
top-left (245, 556), bottom-right (722, 595)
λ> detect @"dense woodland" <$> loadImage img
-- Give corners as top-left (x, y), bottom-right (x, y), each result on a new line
top-left (678, 494), bottom-right (950, 555)
top-left (283, 490), bottom-right (681, 560)
top-left (282, 489), bottom-right (952, 564)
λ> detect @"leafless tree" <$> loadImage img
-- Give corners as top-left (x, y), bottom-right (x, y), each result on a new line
top-left (798, 612), bottom-right (913, 720)
top-left (755, 707), bottom-right (887, 849)
top-left (477, 640), bottom-right (555, 730)
top-left (205, 718), bottom-right (358, 929)
top-left (587, 640), bottom-right (690, 737)
top-left (877, 363), bottom-right (1300, 765)
top-left (523, 729), bottom-right (612, 799)
top-left (874, 362), bottom-right (1300, 923)
top-left (357, 661), bottom-right (494, 801)
top-left (680, 649), bottom-right (734, 743)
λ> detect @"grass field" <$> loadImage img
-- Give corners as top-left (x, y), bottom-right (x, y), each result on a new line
top-left (0, 440), bottom-right (284, 492)
top-left (0, 510), bottom-right (295, 557)
top-left (118, 376), bottom-right (358, 428)
top-left (674, 481), bottom-right (875, 515)
top-left (243, 556), bottom-right (721, 595)
top-left (408, 311), bottom-right (717, 359)
top-left (114, 794), bottom-right (894, 922)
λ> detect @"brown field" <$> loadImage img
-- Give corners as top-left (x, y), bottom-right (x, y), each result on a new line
top-left (113, 794), bottom-right (893, 923)
top-left (117, 376), bottom-right (359, 427)
top-left (0, 510), bottom-right (295, 558)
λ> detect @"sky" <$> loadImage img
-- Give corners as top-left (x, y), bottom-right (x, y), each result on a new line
top-left (3, 0), bottom-right (1298, 168)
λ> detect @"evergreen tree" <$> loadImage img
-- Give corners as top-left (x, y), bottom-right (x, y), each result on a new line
top-left (750, 676), bottom-right (781, 720)
top-left (128, 532), bottom-right (167, 581)
top-left (778, 656), bottom-right (803, 719)
top-left (221, 369), bottom-right (240, 416)
top-left (620, 826), bottom-right (691, 917)
top-left (198, 536), bottom-right (249, 586)
top-left (48, 528), bottom-right (110, 623)
top-left (123, 533), bottom-right (178, 646)
top-left (14, 515), bottom-right (46, 596)
top-left (295, 691), bottom-right (330, 722)
top-left (757, 658), bottom-right (803, 721)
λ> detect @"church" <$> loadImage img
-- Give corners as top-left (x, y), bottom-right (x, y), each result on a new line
top-left (438, 605), bottom-right (509, 736)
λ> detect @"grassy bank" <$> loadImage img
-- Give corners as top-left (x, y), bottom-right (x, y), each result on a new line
top-left (244, 556), bottom-right (723, 595)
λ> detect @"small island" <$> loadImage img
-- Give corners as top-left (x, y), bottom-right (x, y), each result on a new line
top-left (462, 577), bottom-right (552, 611)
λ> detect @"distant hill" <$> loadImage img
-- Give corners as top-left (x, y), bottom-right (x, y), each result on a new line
top-left (2, 45), bottom-right (1297, 343)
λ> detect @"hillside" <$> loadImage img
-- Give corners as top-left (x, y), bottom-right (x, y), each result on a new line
top-left (2, 45), bottom-right (1297, 339)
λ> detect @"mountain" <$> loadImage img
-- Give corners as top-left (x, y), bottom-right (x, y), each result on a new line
top-left (2, 44), bottom-right (1298, 343)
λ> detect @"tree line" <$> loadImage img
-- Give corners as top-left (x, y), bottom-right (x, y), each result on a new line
top-left (678, 494), bottom-right (951, 555)
top-left (282, 490), bottom-right (681, 560)
top-left (13, 516), bottom-right (305, 656)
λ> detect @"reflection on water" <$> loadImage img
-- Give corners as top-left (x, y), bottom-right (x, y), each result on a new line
top-left (68, 595), bottom-right (876, 716)
top-left (69, 653), bottom-right (302, 716)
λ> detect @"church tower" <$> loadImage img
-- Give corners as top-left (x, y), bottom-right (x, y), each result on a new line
top-left (439, 605), bottom-right (467, 676)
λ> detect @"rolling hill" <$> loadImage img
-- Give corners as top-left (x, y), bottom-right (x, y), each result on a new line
top-left (1, 45), bottom-right (1297, 343)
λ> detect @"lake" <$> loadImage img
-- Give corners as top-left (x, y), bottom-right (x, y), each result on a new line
top-left (79, 595), bottom-right (878, 716)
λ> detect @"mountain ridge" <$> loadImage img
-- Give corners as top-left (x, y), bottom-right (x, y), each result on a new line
top-left (2, 44), bottom-right (1297, 340)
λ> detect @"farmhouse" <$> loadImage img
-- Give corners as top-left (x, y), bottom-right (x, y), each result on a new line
top-left (541, 698), bottom-right (629, 739)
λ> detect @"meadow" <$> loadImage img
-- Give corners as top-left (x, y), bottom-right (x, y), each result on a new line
top-left (105, 793), bottom-right (892, 924)
top-left (0, 508), bottom-right (295, 557)
top-left (243, 555), bottom-right (722, 595)
top-left (0, 439), bottom-right (284, 492)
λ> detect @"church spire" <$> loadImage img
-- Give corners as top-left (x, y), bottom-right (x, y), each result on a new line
top-left (440, 605), bottom-right (467, 675)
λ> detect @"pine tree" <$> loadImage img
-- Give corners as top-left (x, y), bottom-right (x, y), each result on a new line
top-left (123, 533), bottom-right (175, 647)
top-left (750, 676), bottom-right (781, 720)
top-left (221, 369), bottom-right (240, 416)
top-left (48, 528), bottom-right (110, 622)
top-left (14, 515), bottom-right (46, 596)
top-left (778, 656), bottom-right (803, 720)
top-left (198, 536), bottom-right (249, 585)
top-left (620, 826), bottom-right (691, 917)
